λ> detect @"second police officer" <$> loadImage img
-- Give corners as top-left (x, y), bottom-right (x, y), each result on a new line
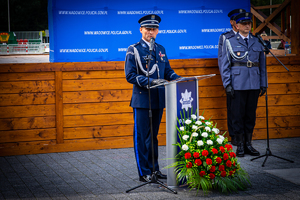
top-left (219, 12), bottom-right (267, 157)
top-left (218, 8), bottom-right (246, 146)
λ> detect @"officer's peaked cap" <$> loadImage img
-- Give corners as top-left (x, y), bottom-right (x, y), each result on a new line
top-left (228, 9), bottom-right (246, 20)
top-left (235, 12), bottom-right (253, 23)
top-left (138, 14), bottom-right (161, 28)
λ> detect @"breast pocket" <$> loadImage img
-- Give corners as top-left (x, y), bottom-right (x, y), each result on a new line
top-left (232, 47), bottom-right (246, 58)
top-left (249, 46), bottom-right (263, 62)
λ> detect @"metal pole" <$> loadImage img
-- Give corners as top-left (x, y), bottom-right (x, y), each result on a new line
top-left (8, 0), bottom-right (10, 32)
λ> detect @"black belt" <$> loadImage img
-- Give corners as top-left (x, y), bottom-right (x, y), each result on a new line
top-left (232, 61), bottom-right (260, 67)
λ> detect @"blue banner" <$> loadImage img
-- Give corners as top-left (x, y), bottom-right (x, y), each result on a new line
top-left (48, 0), bottom-right (250, 62)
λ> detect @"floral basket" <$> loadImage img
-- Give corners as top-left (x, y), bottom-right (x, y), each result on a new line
top-left (166, 111), bottom-right (250, 194)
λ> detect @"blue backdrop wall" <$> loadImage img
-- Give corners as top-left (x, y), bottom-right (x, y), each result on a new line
top-left (48, 0), bottom-right (250, 63)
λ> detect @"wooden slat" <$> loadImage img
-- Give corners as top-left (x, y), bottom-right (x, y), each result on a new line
top-left (63, 113), bottom-right (133, 127)
top-left (63, 79), bottom-right (132, 91)
top-left (0, 105), bottom-right (55, 118)
top-left (0, 72), bottom-right (54, 82)
top-left (0, 92), bottom-right (55, 106)
top-left (55, 71), bottom-right (64, 144)
top-left (252, 4), bottom-right (281, 10)
top-left (63, 102), bottom-right (132, 116)
top-left (0, 80), bottom-right (55, 94)
top-left (0, 128), bottom-right (57, 143)
top-left (63, 71), bottom-right (125, 79)
top-left (291, 0), bottom-right (300, 54)
top-left (267, 72), bottom-right (300, 83)
top-left (63, 90), bottom-right (132, 103)
top-left (0, 116), bottom-right (55, 131)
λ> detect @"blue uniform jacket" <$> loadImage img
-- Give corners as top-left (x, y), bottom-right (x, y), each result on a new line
top-left (125, 39), bottom-right (180, 109)
top-left (220, 33), bottom-right (268, 90)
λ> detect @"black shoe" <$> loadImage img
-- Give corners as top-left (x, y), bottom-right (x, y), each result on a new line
top-left (244, 142), bottom-right (260, 156)
top-left (231, 136), bottom-right (238, 146)
top-left (139, 175), bottom-right (151, 182)
top-left (155, 171), bottom-right (167, 179)
top-left (236, 134), bottom-right (244, 157)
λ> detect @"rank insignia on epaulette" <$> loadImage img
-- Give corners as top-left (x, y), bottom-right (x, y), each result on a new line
top-left (237, 52), bottom-right (241, 56)
top-left (142, 43), bottom-right (146, 48)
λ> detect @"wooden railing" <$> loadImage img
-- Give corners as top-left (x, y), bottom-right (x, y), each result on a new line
top-left (251, 0), bottom-right (300, 54)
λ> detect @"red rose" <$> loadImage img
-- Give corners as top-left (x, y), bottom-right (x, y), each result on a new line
top-left (225, 144), bottom-right (233, 151)
top-left (211, 148), bottom-right (218, 154)
top-left (219, 165), bottom-right (225, 171)
top-left (221, 171), bottom-right (227, 177)
top-left (229, 171), bottom-right (234, 176)
top-left (193, 152), bottom-right (200, 158)
top-left (216, 157), bottom-right (222, 164)
top-left (209, 173), bottom-right (215, 179)
top-left (185, 152), bottom-right (191, 159)
top-left (226, 160), bottom-right (232, 167)
top-left (195, 159), bottom-right (202, 166)
top-left (186, 162), bottom-right (192, 168)
top-left (223, 153), bottom-right (229, 160)
top-left (206, 158), bottom-right (212, 165)
top-left (233, 161), bottom-right (236, 166)
top-left (230, 152), bottom-right (236, 158)
top-left (219, 146), bottom-right (225, 153)
top-left (199, 171), bottom-right (206, 177)
top-left (209, 165), bottom-right (216, 172)
top-left (202, 150), bottom-right (209, 157)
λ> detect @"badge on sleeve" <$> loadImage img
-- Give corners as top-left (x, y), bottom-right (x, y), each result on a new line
top-left (237, 52), bottom-right (241, 56)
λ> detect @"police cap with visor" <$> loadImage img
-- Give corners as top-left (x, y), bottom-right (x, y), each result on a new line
top-left (227, 9), bottom-right (246, 20)
top-left (138, 14), bottom-right (161, 28)
top-left (235, 12), bottom-right (253, 23)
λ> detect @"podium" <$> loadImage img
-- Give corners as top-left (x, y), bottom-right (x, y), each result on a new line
top-left (153, 74), bottom-right (216, 187)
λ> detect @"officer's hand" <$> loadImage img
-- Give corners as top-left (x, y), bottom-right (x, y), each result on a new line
top-left (259, 87), bottom-right (267, 97)
top-left (151, 79), bottom-right (168, 86)
top-left (226, 84), bottom-right (234, 98)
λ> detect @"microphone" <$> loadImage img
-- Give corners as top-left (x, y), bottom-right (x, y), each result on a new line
top-left (149, 37), bottom-right (155, 51)
top-left (255, 33), bottom-right (267, 47)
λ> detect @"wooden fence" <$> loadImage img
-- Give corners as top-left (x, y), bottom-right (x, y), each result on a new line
top-left (0, 56), bottom-right (299, 156)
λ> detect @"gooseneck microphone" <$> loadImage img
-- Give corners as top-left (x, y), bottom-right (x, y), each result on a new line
top-left (149, 37), bottom-right (155, 51)
top-left (255, 33), bottom-right (267, 47)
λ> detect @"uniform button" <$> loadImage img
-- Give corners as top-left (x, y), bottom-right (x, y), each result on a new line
top-left (140, 92), bottom-right (142, 94)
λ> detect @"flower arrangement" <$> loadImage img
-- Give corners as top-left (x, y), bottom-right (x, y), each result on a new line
top-left (167, 111), bottom-right (250, 194)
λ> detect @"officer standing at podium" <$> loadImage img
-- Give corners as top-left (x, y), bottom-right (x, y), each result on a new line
top-left (124, 14), bottom-right (181, 182)
top-left (220, 12), bottom-right (267, 157)
top-left (218, 8), bottom-right (245, 146)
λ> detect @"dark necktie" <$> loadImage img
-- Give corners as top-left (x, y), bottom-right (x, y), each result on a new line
top-left (244, 38), bottom-right (248, 46)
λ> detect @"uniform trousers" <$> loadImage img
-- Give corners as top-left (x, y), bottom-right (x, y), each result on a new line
top-left (133, 108), bottom-right (163, 176)
top-left (231, 90), bottom-right (260, 135)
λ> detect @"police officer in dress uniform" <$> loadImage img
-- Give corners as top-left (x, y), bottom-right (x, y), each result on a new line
top-left (218, 8), bottom-right (245, 146)
top-left (124, 14), bottom-right (181, 182)
top-left (220, 12), bottom-right (267, 157)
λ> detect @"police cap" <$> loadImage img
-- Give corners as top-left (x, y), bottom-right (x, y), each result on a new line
top-left (235, 12), bottom-right (253, 23)
top-left (138, 14), bottom-right (161, 28)
top-left (227, 9), bottom-right (246, 20)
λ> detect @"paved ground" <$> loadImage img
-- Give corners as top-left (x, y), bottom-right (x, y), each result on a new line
top-left (0, 137), bottom-right (300, 200)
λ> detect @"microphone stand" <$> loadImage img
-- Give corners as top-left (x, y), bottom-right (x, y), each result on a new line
top-left (250, 34), bottom-right (294, 167)
top-left (126, 38), bottom-right (177, 194)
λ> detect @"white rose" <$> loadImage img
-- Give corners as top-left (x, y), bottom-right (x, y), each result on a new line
top-left (191, 114), bottom-right (197, 120)
top-left (192, 125), bottom-right (198, 130)
top-left (201, 132), bottom-right (208, 138)
top-left (205, 122), bottom-right (211, 126)
top-left (182, 144), bottom-right (189, 151)
top-left (217, 138), bottom-right (223, 144)
top-left (185, 119), bottom-right (192, 125)
top-left (195, 121), bottom-right (202, 125)
top-left (180, 127), bottom-right (184, 131)
top-left (212, 128), bottom-right (220, 134)
top-left (192, 132), bottom-right (198, 137)
top-left (182, 135), bottom-right (189, 140)
top-left (207, 140), bottom-right (213, 145)
top-left (218, 135), bottom-right (224, 140)
top-left (205, 127), bottom-right (211, 132)
top-left (199, 116), bottom-right (205, 120)
top-left (197, 140), bottom-right (204, 146)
